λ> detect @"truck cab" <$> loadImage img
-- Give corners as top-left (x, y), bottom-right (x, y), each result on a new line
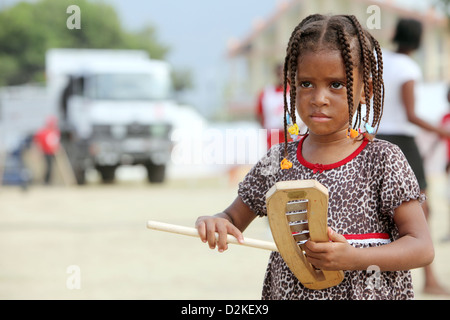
top-left (47, 49), bottom-right (176, 184)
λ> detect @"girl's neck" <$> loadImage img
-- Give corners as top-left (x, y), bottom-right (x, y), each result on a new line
top-left (302, 130), bottom-right (363, 165)
top-left (305, 129), bottom-right (349, 146)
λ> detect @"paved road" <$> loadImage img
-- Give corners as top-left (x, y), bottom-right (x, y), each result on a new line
top-left (0, 169), bottom-right (449, 300)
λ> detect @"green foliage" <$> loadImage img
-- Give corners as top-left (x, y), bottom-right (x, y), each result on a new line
top-left (0, 0), bottom-right (170, 86)
top-left (171, 68), bottom-right (194, 92)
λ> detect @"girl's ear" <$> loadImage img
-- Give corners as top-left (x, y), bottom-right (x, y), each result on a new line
top-left (359, 77), bottom-right (373, 105)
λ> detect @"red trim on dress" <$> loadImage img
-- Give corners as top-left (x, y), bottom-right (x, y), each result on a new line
top-left (296, 134), bottom-right (369, 173)
top-left (343, 233), bottom-right (390, 240)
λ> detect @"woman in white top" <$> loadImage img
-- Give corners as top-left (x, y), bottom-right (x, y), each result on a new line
top-left (377, 18), bottom-right (450, 296)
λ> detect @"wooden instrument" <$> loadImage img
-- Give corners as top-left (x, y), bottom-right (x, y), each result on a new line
top-left (147, 179), bottom-right (344, 290)
top-left (266, 179), bottom-right (344, 289)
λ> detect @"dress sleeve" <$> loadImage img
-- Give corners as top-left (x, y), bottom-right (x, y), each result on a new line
top-left (238, 145), bottom-right (282, 217)
top-left (378, 143), bottom-right (425, 216)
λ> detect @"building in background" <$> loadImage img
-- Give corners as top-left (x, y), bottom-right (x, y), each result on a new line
top-left (225, 0), bottom-right (449, 119)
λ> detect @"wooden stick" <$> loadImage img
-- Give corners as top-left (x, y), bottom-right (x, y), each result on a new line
top-left (146, 220), bottom-right (278, 252)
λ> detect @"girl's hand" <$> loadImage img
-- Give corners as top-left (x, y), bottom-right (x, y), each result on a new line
top-left (304, 227), bottom-right (356, 271)
top-left (195, 215), bottom-right (244, 253)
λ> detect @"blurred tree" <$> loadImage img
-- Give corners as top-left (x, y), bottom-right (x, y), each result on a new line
top-left (0, 0), bottom-right (170, 86)
top-left (171, 68), bottom-right (194, 92)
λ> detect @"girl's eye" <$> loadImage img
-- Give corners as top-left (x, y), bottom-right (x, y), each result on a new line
top-left (300, 81), bottom-right (312, 88)
top-left (331, 82), bottom-right (344, 89)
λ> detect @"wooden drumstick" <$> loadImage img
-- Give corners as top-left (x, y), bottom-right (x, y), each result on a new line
top-left (146, 220), bottom-right (278, 252)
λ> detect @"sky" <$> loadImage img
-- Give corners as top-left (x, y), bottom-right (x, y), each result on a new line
top-left (0, 0), bottom-right (442, 118)
top-left (107, 0), bottom-right (279, 118)
top-left (100, 0), bottom-right (443, 118)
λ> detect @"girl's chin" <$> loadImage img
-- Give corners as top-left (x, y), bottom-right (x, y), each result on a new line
top-left (307, 129), bottom-right (349, 138)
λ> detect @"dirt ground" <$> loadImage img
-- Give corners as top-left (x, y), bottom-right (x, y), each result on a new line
top-left (0, 166), bottom-right (449, 300)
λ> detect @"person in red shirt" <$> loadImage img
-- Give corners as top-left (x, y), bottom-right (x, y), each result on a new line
top-left (442, 86), bottom-right (450, 243)
top-left (442, 87), bottom-right (450, 174)
top-left (256, 63), bottom-right (290, 149)
top-left (34, 116), bottom-right (60, 184)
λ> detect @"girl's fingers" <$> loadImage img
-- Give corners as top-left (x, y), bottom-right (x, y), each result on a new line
top-left (216, 223), bottom-right (229, 252)
top-left (304, 240), bottom-right (327, 254)
top-left (205, 220), bottom-right (217, 249)
top-left (227, 224), bottom-right (244, 244)
top-left (195, 220), bottom-right (207, 243)
top-left (196, 217), bottom-right (242, 252)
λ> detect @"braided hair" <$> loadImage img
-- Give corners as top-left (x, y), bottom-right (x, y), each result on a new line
top-left (282, 14), bottom-right (384, 158)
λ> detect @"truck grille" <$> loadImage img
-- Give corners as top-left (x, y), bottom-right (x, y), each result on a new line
top-left (127, 123), bottom-right (150, 135)
top-left (92, 123), bottom-right (171, 138)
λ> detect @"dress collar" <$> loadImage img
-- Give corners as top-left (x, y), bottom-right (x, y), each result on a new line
top-left (296, 135), bottom-right (369, 173)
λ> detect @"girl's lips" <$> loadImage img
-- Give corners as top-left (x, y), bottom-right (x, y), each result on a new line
top-left (310, 113), bottom-right (331, 122)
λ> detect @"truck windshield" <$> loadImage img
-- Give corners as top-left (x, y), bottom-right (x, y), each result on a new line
top-left (86, 73), bottom-right (171, 100)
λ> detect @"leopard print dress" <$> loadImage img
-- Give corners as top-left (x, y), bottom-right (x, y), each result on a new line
top-left (238, 136), bottom-right (425, 300)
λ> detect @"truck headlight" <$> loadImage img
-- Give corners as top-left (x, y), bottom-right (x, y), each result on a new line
top-left (150, 124), bottom-right (170, 138)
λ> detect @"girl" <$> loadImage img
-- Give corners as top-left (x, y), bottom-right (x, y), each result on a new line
top-left (196, 14), bottom-right (434, 300)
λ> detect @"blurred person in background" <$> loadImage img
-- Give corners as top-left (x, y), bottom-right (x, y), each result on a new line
top-left (34, 116), bottom-right (60, 185)
top-left (256, 63), bottom-right (290, 149)
top-left (377, 18), bottom-right (450, 296)
top-left (441, 86), bottom-right (450, 242)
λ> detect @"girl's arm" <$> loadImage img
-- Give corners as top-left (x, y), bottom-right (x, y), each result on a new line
top-left (195, 196), bottom-right (257, 252)
top-left (304, 199), bottom-right (434, 271)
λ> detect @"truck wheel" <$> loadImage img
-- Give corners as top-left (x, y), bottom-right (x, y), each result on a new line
top-left (97, 165), bottom-right (116, 183)
top-left (146, 164), bottom-right (166, 183)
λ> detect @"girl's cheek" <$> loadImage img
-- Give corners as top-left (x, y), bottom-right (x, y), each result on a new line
top-left (295, 96), bottom-right (309, 111)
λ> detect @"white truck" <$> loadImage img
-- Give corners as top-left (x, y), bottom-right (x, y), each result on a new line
top-left (46, 48), bottom-right (177, 184)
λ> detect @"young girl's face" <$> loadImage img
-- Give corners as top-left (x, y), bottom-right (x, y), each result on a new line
top-left (295, 49), bottom-right (366, 138)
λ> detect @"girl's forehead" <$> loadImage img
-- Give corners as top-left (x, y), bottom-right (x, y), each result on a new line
top-left (297, 50), bottom-right (344, 73)
top-left (299, 48), bottom-right (341, 61)
top-left (296, 49), bottom-right (363, 82)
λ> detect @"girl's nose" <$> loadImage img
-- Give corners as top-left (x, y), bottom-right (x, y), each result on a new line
top-left (311, 88), bottom-right (330, 107)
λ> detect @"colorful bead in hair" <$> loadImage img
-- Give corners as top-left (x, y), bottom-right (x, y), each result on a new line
top-left (365, 123), bottom-right (375, 134)
top-left (288, 123), bottom-right (299, 139)
top-left (280, 157), bottom-right (293, 170)
top-left (347, 128), bottom-right (359, 139)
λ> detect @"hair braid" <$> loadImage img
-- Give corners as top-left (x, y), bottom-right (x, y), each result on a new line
top-left (370, 35), bottom-right (385, 133)
top-left (282, 55), bottom-right (289, 156)
top-left (367, 48), bottom-right (377, 125)
top-left (285, 27), bottom-right (303, 127)
top-left (282, 26), bottom-right (303, 156)
top-left (347, 15), bottom-right (371, 130)
top-left (336, 27), bottom-right (354, 129)
top-left (282, 14), bottom-right (325, 139)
